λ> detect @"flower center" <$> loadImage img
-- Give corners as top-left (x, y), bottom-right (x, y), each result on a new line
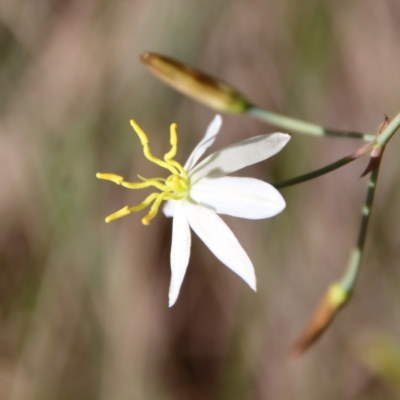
top-left (96, 120), bottom-right (190, 225)
top-left (166, 174), bottom-right (189, 194)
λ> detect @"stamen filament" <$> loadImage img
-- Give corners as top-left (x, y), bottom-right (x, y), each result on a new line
top-left (98, 119), bottom-right (191, 227)
top-left (164, 123), bottom-right (189, 180)
top-left (129, 192), bottom-right (160, 213)
top-left (142, 192), bottom-right (184, 225)
top-left (142, 192), bottom-right (170, 225)
top-left (130, 119), bottom-right (179, 175)
top-left (168, 160), bottom-right (189, 181)
top-left (137, 175), bottom-right (166, 182)
top-left (121, 179), bottom-right (170, 192)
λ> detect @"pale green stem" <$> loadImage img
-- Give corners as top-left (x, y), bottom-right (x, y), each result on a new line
top-left (376, 111), bottom-right (400, 147)
top-left (274, 156), bottom-right (354, 189)
top-left (274, 142), bottom-right (373, 188)
top-left (339, 165), bottom-right (380, 293)
top-left (337, 113), bottom-right (399, 294)
top-left (247, 105), bottom-right (376, 141)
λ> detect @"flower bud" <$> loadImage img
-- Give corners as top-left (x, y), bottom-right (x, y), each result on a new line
top-left (292, 284), bottom-right (349, 356)
top-left (140, 52), bottom-right (250, 113)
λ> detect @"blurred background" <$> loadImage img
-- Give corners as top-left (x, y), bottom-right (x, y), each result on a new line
top-left (1, 0), bottom-right (400, 399)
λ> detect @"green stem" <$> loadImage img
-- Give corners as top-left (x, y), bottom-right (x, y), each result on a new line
top-left (247, 105), bottom-right (376, 141)
top-left (274, 143), bottom-right (373, 189)
top-left (274, 157), bottom-right (353, 189)
top-left (339, 165), bottom-right (380, 293)
top-left (377, 111), bottom-right (400, 147)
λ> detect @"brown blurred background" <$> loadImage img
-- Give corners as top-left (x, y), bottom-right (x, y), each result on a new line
top-left (1, 0), bottom-right (400, 399)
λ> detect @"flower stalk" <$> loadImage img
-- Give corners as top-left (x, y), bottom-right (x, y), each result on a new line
top-left (376, 111), bottom-right (400, 147)
top-left (247, 106), bottom-right (375, 141)
top-left (274, 141), bottom-right (374, 189)
top-left (292, 163), bottom-right (381, 356)
top-left (141, 52), bottom-right (376, 141)
top-left (291, 115), bottom-right (393, 355)
top-left (102, 51), bottom-right (400, 349)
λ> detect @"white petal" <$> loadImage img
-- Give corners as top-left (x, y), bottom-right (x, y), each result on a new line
top-left (189, 132), bottom-right (290, 184)
top-left (163, 200), bottom-right (175, 218)
top-left (190, 176), bottom-right (285, 219)
top-left (183, 201), bottom-right (256, 291)
top-left (184, 115), bottom-right (222, 171)
top-left (169, 202), bottom-right (191, 307)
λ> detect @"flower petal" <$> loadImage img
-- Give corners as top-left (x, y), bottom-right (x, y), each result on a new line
top-left (163, 200), bottom-right (175, 218)
top-left (184, 114), bottom-right (222, 171)
top-left (169, 202), bottom-right (191, 307)
top-left (189, 132), bottom-right (290, 184)
top-left (183, 201), bottom-right (256, 291)
top-left (190, 176), bottom-right (285, 219)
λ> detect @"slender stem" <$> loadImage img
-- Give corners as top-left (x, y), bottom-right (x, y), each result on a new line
top-left (247, 105), bottom-right (376, 141)
top-left (274, 157), bottom-right (353, 188)
top-left (339, 165), bottom-right (380, 292)
top-left (274, 142), bottom-right (373, 189)
top-left (377, 111), bottom-right (400, 147)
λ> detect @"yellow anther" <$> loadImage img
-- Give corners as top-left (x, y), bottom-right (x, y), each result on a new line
top-left (164, 123), bottom-right (178, 160)
top-left (105, 206), bottom-right (131, 223)
top-left (96, 173), bottom-right (124, 185)
top-left (170, 123), bottom-right (178, 146)
top-left (130, 119), bottom-right (149, 145)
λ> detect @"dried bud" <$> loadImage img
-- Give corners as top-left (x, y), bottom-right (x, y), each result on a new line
top-left (378, 114), bottom-right (390, 134)
top-left (360, 115), bottom-right (389, 177)
top-left (140, 52), bottom-right (250, 113)
top-left (292, 284), bottom-right (349, 356)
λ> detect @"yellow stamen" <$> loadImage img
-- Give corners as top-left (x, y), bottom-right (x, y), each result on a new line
top-left (164, 123), bottom-right (178, 159)
top-left (137, 175), bottom-right (166, 182)
top-left (128, 192), bottom-right (160, 213)
top-left (105, 206), bottom-right (131, 223)
top-left (121, 179), bottom-right (170, 191)
top-left (164, 123), bottom-right (189, 180)
top-left (141, 192), bottom-right (183, 225)
top-left (130, 119), bottom-right (179, 175)
top-left (142, 193), bottom-right (168, 225)
top-left (96, 173), bottom-right (124, 185)
top-left (98, 119), bottom-right (191, 226)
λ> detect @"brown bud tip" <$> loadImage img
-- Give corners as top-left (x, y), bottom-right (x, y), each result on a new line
top-left (378, 114), bottom-right (390, 134)
top-left (140, 52), bottom-right (250, 114)
top-left (360, 145), bottom-right (384, 177)
top-left (359, 114), bottom-right (389, 178)
top-left (291, 284), bottom-right (349, 357)
top-left (140, 52), bottom-right (151, 63)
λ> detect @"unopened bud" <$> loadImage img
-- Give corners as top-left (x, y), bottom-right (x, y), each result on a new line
top-left (292, 284), bottom-right (349, 356)
top-left (140, 52), bottom-right (250, 113)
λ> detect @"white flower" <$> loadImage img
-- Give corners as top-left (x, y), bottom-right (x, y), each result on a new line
top-left (97, 115), bottom-right (290, 306)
